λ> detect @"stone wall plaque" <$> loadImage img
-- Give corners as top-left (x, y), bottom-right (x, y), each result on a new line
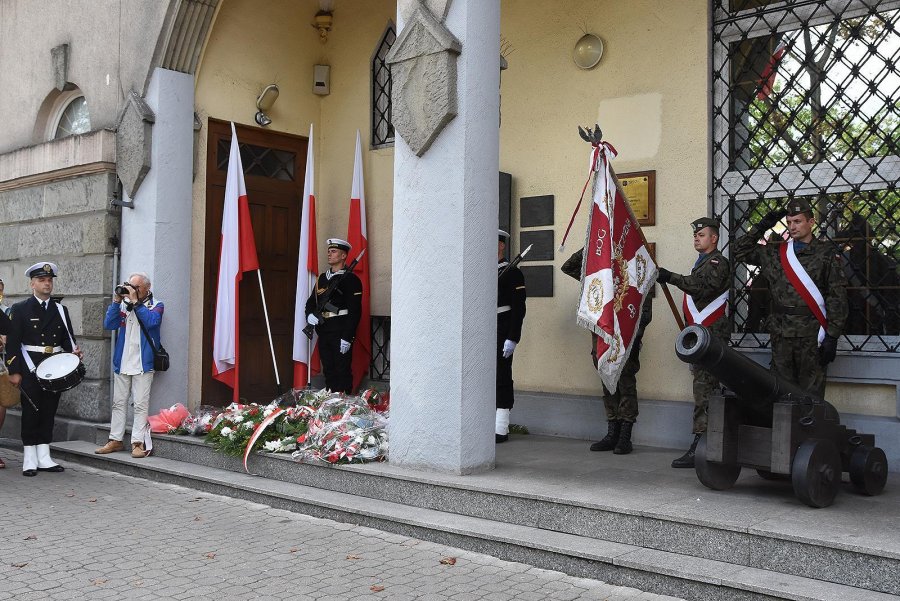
top-left (520, 265), bottom-right (553, 297)
top-left (520, 230), bottom-right (554, 261)
top-left (520, 195), bottom-right (554, 227)
top-left (618, 170), bottom-right (656, 226)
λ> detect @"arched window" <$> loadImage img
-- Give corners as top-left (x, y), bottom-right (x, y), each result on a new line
top-left (53, 93), bottom-right (91, 139)
top-left (371, 22), bottom-right (396, 148)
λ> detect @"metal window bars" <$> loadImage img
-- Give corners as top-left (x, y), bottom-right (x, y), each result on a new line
top-left (371, 24), bottom-right (397, 148)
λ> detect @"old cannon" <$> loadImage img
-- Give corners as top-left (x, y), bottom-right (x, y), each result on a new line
top-left (676, 325), bottom-right (888, 508)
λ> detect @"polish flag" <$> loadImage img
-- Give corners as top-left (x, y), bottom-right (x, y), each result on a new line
top-left (347, 130), bottom-right (371, 391)
top-left (212, 122), bottom-right (260, 401)
top-left (757, 40), bottom-right (788, 101)
top-left (293, 124), bottom-right (320, 388)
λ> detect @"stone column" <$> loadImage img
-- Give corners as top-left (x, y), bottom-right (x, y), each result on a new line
top-left (388, 0), bottom-right (500, 473)
top-left (120, 68), bottom-right (194, 413)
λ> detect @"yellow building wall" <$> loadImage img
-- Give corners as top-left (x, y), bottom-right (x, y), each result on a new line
top-left (189, 0), bottom-right (894, 417)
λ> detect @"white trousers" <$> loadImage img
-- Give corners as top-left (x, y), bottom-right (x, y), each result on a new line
top-left (110, 371), bottom-right (154, 445)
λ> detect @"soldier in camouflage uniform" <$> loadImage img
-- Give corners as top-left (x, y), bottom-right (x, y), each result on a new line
top-left (561, 248), bottom-right (652, 455)
top-left (732, 199), bottom-right (848, 399)
top-left (657, 217), bottom-right (730, 468)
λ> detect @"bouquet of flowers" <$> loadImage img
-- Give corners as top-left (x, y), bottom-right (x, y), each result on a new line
top-left (205, 402), bottom-right (283, 456)
top-left (292, 392), bottom-right (389, 465)
top-left (179, 405), bottom-right (221, 436)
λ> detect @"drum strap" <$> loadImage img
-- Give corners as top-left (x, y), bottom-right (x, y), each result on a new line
top-left (55, 304), bottom-right (77, 350)
top-left (20, 345), bottom-right (37, 373)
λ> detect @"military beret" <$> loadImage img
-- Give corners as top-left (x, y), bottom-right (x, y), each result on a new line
top-left (498, 229), bottom-right (510, 241)
top-left (26, 262), bottom-right (58, 279)
top-left (326, 238), bottom-right (351, 252)
top-left (786, 198), bottom-right (813, 216)
top-left (691, 217), bottom-right (720, 233)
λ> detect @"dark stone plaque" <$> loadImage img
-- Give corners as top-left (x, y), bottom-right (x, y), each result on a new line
top-left (520, 230), bottom-right (554, 261)
top-left (520, 265), bottom-right (554, 297)
top-left (519, 195), bottom-right (554, 227)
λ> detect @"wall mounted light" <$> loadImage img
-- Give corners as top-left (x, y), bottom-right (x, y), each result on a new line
top-left (255, 83), bottom-right (279, 127)
top-left (313, 11), bottom-right (333, 43)
top-left (573, 33), bottom-right (604, 70)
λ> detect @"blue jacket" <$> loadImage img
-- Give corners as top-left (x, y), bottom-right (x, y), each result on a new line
top-left (104, 296), bottom-right (164, 374)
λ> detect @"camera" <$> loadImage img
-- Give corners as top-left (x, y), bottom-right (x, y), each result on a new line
top-left (114, 282), bottom-right (134, 297)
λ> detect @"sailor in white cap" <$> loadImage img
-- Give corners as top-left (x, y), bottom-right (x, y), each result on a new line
top-left (304, 239), bottom-right (363, 393)
top-left (496, 230), bottom-right (527, 442)
top-left (6, 262), bottom-right (82, 476)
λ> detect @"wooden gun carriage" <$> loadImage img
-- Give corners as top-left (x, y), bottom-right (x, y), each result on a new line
top-left (675, 325), bottom-right (888, 508)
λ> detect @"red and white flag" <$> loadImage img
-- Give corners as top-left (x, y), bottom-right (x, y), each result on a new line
top-left (212, 122), bottom-right (260, 401)
top-left (576, 142), bottom-right (657, 392)
top-left (347, 130), bottom-right (371, 391)
top-left (757, 40), bottom-right (788, 101)
top-left (293, 124), bottom-right (320, 388)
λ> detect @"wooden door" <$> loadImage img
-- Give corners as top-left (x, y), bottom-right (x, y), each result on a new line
top-left (202, 119), bottom-right (308, 405)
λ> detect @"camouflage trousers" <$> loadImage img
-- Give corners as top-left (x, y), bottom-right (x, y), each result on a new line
top-left (691, 366), bottom-right (718, 434)
top-left (600, 353), bottom-right (640, 423)
top-left (770, 334), bottom-right (826, 399)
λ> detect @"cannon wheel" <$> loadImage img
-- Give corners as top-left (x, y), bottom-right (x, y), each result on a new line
top-left (849, 445), bottom-right (888, 496)
top-left (791, 439), bottom-right (841, 508)
top-left (695, 435), bottom-right (741, 490)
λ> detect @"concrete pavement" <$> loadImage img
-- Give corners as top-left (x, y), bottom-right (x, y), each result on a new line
top-left (0, 450), bottom-right (685, 601)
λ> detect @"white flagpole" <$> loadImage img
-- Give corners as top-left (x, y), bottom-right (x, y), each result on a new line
top-left (256, 269), bottom-right (282, 392)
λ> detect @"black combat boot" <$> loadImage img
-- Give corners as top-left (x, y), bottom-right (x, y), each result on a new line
top-left (613, 421), bottom-right (634, 455)
top-left (671, 433), bottom-right (702, 468)
top-left (590, 420), bottom-right (621, 451)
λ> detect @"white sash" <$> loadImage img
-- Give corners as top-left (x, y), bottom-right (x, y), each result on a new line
top-left (683, 290), bottom-right (728, 326)
top-left (780, 239), bottom-right (827, 344)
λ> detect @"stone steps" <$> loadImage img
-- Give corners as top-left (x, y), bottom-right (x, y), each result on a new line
top-left (50, 439), bottom-right (896, 601)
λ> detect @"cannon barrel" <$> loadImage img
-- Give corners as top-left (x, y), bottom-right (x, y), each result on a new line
top-left (675, 325), bottom-right (838, 418)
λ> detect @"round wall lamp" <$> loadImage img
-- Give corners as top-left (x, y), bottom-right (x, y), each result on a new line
top-left (574, 33), bottom-right (604, 70)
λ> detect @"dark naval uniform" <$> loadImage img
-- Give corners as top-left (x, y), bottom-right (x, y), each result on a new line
top-left (6, 296), bottom-right (78, 446)
top-left (733, 204), bottom-right (848, 398)
top-left (668, 248), bottom-right (730, 434)
top-left (305, 269), bottom-right (362, 393)
top-left (562, 248), bottom-right (651, 454)
top-left (497, 259), bottom-right (526, 410)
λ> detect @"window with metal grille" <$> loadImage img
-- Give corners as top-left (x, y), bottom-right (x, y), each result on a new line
top-left (370, 315), bottom-right (391, 381)
top-left (216, 139), bottom-right (296, 181)
top-left (712, 0), bottom-right (900, 353)
top-left (372, 22), bottom-right (396, 148)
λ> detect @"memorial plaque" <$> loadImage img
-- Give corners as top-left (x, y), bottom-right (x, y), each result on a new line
top-left (618, 170), bottom-right (656, 226)
top-left (520, 195), bottom-right (554, 227)
top-left (520, 230), bottom-right (554, 261)
top-left (520, 265), bottom-right (554, 297)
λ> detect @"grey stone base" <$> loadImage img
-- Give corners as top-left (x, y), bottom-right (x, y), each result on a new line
top-left (0, 408), bottom-right (101, 444)
top-left (511, 391), bottom-right (900, 472)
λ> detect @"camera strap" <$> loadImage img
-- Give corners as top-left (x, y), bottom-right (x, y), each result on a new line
top-left (132, 304), bottom-right (162, 356)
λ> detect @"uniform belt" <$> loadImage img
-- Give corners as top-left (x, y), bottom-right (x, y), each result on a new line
top-left (23, 345), bottom-right (63, 354)
top-left (497, 305), bottom-right (511, 314)
top-left (321, 309), bottom-right (349, 319)
top-left (772, 304), bottom-right (813, 316)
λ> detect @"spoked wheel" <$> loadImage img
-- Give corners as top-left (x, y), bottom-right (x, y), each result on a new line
top-left (791, 439), bottom-right (841, 508)
top-left (849, 445), bottom-right (888, 496)
top-left (695, 435), bottom-right (741, 491)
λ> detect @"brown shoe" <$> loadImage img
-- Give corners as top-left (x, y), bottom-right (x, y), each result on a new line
top-left (95, 440), bottom-right (125, 454)
top-left (131, 442), bottom-right (147, 458)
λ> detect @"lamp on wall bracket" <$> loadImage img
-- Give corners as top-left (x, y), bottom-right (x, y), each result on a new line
top-left (312, 0), bottom-right (334, 43)
top-left (255, 83), bottom-right (279, 127)
top-left (573, 33), bottom-right (604, 70)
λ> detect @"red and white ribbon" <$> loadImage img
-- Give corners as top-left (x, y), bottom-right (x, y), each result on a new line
top-left (242, 408), bottom-right (285, 473)
top-left (683, 290), bottom-right (727, 327)
top-left (779, 239), bottom-right (827, 344)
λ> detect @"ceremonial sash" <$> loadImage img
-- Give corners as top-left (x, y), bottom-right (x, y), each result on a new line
top-left (779, 239), bottom-right (827, 344)
top-left (682, 290), bottom-right (727, 327)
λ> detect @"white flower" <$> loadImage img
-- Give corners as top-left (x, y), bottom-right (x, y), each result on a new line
top-left (220, 426), bottom-right (233, 437)
top-left (263, 408), bottom-right (275, 418)
top-left (232, 415), bottom-right (245, 423)
top-left (263, 440), bottom-right (280, 452)
top-left (242, 421), bottom-right (254, 430)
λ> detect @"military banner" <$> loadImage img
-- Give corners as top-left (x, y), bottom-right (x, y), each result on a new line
top-left (576, 142), bottom-right (657, 392)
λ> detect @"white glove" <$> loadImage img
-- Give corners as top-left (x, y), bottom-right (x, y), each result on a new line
top-left (339, 339), bottom-right (351, 354)
top-left (306, 313), bottom-right (319, 326)
top-left (502, 339), bottom-right (517, 359)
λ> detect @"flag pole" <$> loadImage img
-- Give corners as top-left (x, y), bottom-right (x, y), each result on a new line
top-left (608, 165), bottom-right (685, 331)
top-left (306, 271), bottom-right (315, 388)
top-left (256, 269), bottom-right (282, 394)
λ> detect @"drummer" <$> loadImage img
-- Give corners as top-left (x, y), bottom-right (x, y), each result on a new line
top-left (5, 262), bottom-right (82, 477)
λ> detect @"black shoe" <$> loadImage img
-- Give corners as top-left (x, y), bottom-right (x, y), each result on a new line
top-left (495, 434), bottom-right (509, 443)
top-left (37, 465), bottom-right (65, 473)
top-left (590, 420), bottom-right (621, 452)
top-left (23, 469), bottom-right (38, 477)
top-left (613, 421), bottom-right (634, 455)
top-left (671, 433), bottom-right (702, 468)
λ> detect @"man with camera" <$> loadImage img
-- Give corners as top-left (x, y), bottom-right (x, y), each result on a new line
top-left (96, 273), bottom-right (164, 458)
